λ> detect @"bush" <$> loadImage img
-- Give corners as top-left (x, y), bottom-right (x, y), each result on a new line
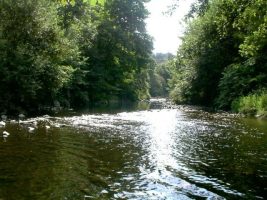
top-left (216, 60), bottom-right (267, 110)
top-left (231, 90), bottom-right (267, 117)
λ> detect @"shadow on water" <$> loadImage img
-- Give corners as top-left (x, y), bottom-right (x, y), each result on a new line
top-left (0, 98), bottom-right (267, 199)
top-left (55, 98), bottom-right (170, 117)
top-left (56, 100), bottom-right (151, 116)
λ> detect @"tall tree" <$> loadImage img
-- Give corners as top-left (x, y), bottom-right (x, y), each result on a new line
top-left (169, 0), bottom-right (267, 109)
top-left (0, 0), bottom-right (78, 113)
top-left (84, 0), bottom-right (153, 103)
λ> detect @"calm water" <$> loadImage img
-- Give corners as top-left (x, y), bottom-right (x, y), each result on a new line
top-left (0, 99), bottom-right (267, 200)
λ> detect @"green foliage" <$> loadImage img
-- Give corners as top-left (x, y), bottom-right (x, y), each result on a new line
top-left (231, 90), bottom-right (267, 116)
top-left (90, 0), bottom-right (105, 6)
top-left (0, 0), bottom-right (78, 113)
top-left (168, 55), bottom-right (196, 104)
top-left (58, 0), bottom-right (105, 6)
top-left (169, 0), bottom-right (209, 18)
top-left (149, 55), bottom-right (172, 97)
top-left (84, 0), bottom-right (153, 103)
top-left (0, 0), bottom-right (152, 114)
top-left (216, 59), bottom-right (267, 109)
top-left (169, 0), bottom-right (267, 110)
top-left (186, 0), bottom-right (210, 18)
top-left (170, 2), bottom-right (237, 105)
top-left (234, 0), bottom-right (267, 58)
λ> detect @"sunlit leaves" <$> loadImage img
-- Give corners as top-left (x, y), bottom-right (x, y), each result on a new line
top-left (89, 0), bottom-right (105, 6)
top-left (58, 0), bottom-right (105, 6)
top-left (237, 0), bottom-right (267, 57)
top-left (170, 0), bottom-right (267, 108)
top-left (0, 0), bottom-right (82, 111)
top-left (0, 0), bottom-right (151, 112)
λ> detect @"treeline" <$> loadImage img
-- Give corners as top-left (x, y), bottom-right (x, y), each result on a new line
top-left (0, 0), bottom-right (153, 114)
top-left (149, 53), bottom-right (173, 97)
top-left (169, 0), bottom-right (267, 116)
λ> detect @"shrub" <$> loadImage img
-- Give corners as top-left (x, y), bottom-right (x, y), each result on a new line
top-left (231, 90), bottom-right (267, 116)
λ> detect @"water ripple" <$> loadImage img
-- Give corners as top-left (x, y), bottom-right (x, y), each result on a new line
top-left (1, 104), bottom-right (266, 199)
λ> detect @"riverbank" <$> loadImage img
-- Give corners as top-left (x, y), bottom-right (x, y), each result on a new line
top-left (231, 91), bottom-right (267, 119)
top-left (1, 97), bottom-right (266, 122)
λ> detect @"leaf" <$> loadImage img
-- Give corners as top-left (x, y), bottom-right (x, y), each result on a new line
top-left (89, 0), bottom-right (106, 6)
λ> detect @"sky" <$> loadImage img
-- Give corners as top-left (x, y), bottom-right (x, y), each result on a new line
top-left (145, 0), bottom-right (195, 54)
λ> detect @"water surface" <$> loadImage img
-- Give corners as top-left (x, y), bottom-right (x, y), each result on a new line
top-left (0, 99), bottom-right (267, 199)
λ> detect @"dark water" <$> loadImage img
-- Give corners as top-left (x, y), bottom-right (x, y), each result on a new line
top-left (0, 99), bottom-right (267, 200)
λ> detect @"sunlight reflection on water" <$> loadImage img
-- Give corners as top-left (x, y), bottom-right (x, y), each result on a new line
top-left (61, 109), bottom-right (228, 199)
top-left (1, 101), bottom-right (266, 199)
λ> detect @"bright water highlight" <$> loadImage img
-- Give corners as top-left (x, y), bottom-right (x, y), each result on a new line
top-left (0, 99), bottom-right (267, 199)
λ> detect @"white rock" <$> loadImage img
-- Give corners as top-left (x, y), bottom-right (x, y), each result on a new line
top-left (101, 190), bottom-right (109, 194)
top-left (0, 121), bottom-right (6, 127)
top-left (28, 127), bottom-right (35, 132)
top-left (54, 124), bottom-right (60, 128)
top-left (3, 131), bottom-right (10, 136)
top-left (84, 195), bottom-right (93, 199)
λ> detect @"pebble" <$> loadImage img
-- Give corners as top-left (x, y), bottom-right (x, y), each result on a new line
top-left (3, 131), bottom-right (10, 136)
top-left (0, 121), bottom-right (6, 127)
top-left (28, 127), bottom-right (35, 132)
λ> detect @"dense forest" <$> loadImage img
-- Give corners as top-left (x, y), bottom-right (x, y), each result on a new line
top-left (148, 53), bottom-right (173, 97)
top-left (0, 0), bottom-right (266, 116)
top-left (0, 0), bottom-right (153, 114)
top-left (169, 0), bottom-right (267, 116)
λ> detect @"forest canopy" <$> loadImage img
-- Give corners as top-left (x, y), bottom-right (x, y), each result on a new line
top-left (0, 0), bottom-right (153, 114)
top-left (0, 0), bottom-right (266, 116)
top-left (169, 0), bottom-right (267, 116)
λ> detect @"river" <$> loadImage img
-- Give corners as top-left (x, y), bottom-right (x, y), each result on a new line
top-left (0, 99), bottom-right (267, 200)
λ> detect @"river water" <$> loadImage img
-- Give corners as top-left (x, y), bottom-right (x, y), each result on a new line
top-left (0, 99), bottom-right (267, 200)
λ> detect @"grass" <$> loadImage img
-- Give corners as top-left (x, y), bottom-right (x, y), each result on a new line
top-left (231, 90), bottom-right (267, 118)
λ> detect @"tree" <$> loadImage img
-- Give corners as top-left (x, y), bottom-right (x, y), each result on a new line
top-left (169, 0), bottom-right (267, 110)
top-left (83, 0), bottom-right (153, 103)
top-left (0, 0), bottom-right (154, 113)
top-left (0, 0), bottom-right (78, 113)
top-left (149, 54), bottom-right (173, 97)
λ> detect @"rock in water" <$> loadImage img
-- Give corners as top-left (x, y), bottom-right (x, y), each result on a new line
top-left (0, 121), bottom-right (6, 127)
top-left (3, 131), bottom-right (10, 136)
top-left (28, 127), bottom-right (35, 132)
